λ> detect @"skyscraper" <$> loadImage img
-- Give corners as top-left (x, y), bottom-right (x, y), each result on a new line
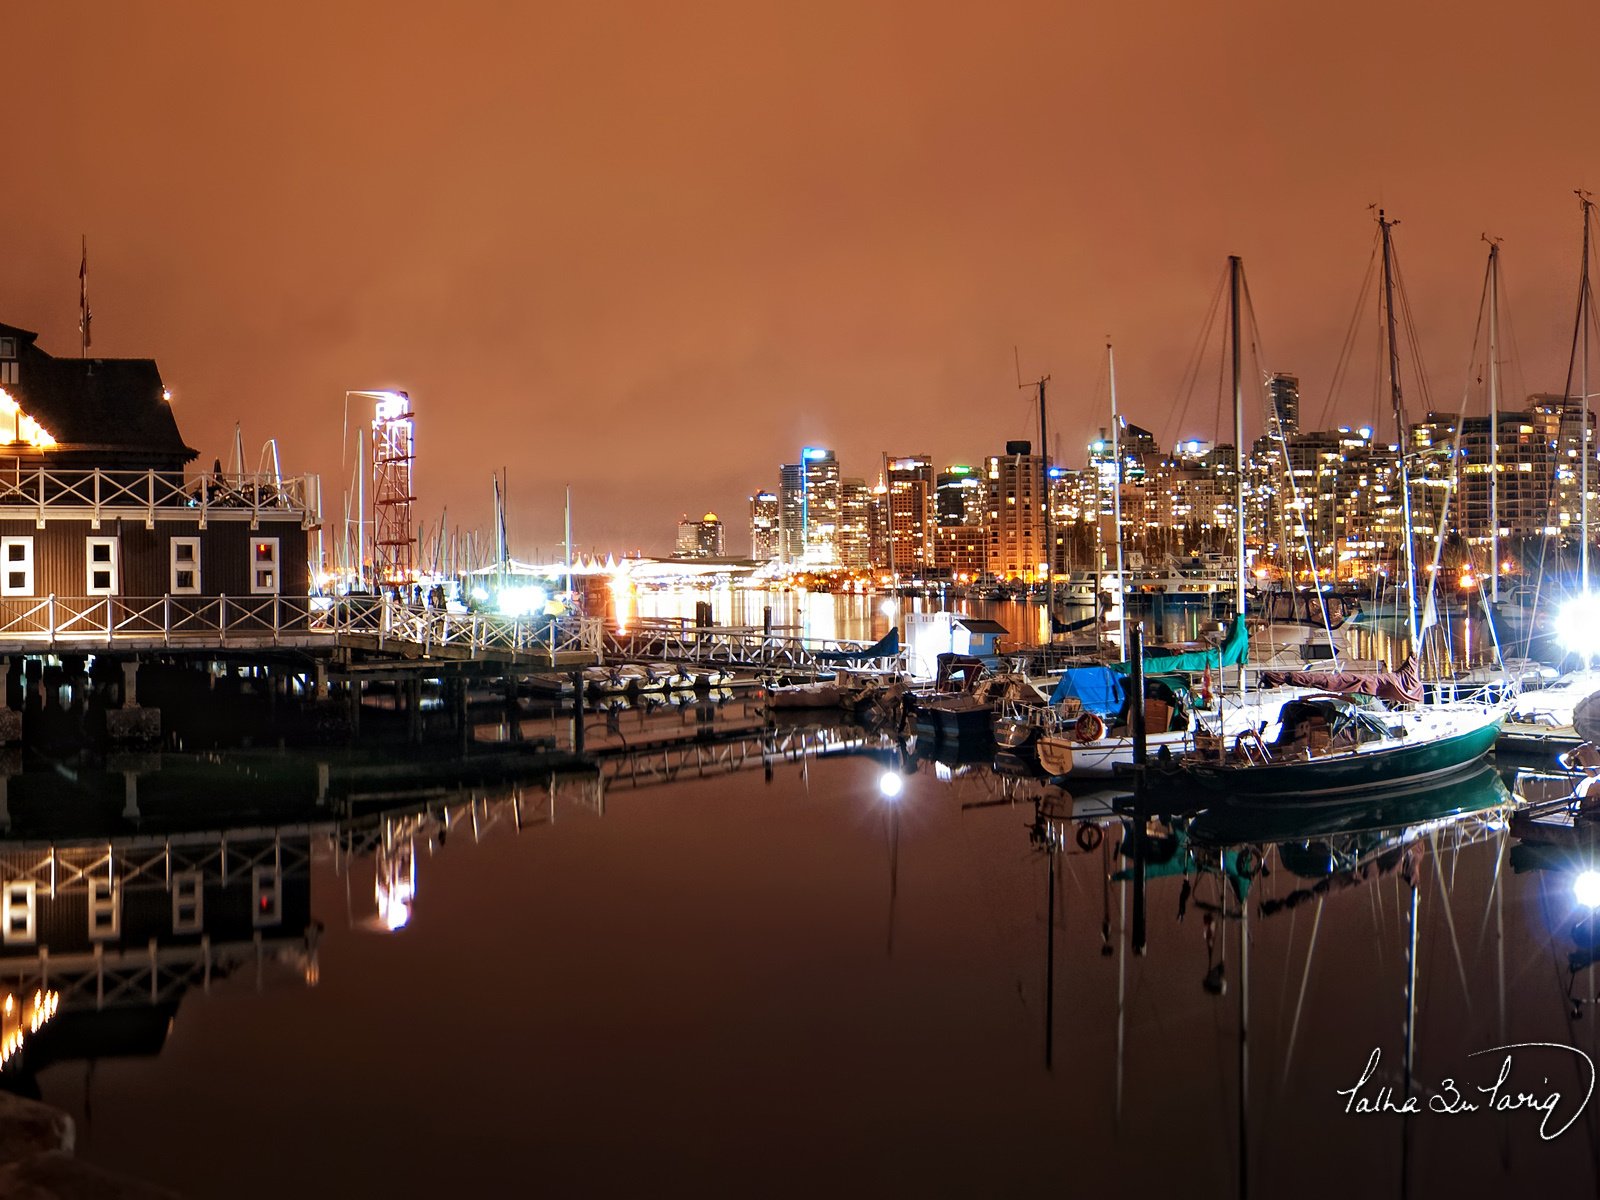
top-left (936, 464), bottom-right (985, 527)
top-left (1268, 373), bottom-right (1300, 438)
top-left (674, 513), bottom-right (725, 557)
top-left (838, 478), bottom-right (871, 568)
top-left (750, 491), bottom-right (780, 560)
top-left (985, 440), bottom-right (1046, 581)
top-left (800, 447), bottom-right (841, 565)
top-left (778, 463), bottom-right (805, 564)
top-left (883, 454), bottom-right (933, 574)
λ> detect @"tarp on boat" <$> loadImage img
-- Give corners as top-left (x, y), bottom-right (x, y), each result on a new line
top-left (1110, 614), bottom-right (1248, 676)
top-left (1048, 665), bottom-right (1124, 714)
top-left (1050, 612), bottom-right (1099, 634)
top-left (1258, 652), bottom-right (1423, 704)
top-left (813, 628), bottom-right (899, 663)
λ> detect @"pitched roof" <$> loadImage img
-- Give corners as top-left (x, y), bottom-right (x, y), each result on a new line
top-left (0, 322), bottom-right (196, 462)
top-left (954, 617), bottom-right (1008, 634)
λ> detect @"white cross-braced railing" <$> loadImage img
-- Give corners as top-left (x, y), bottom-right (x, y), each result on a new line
top-left (0, 465), bottom-right (317, 526)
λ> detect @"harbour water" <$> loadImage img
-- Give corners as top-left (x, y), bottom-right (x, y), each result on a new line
top-left (617, 584), bottom-right (1502, 668)
top-left (12, 709), bottom-right (1598, 1198)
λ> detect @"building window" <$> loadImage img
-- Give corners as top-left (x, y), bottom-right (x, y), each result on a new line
top-left (252, 864), bottom-right (282, 927)
top-left (170, 537), bottom-right (201, 594)
top-left (250, 537), bottom-right (280, 594)
top-left (86, 536), bottom-right (118, 595)
top-left (0, 537), bottom-right (32, 597)
top-left (88, 877), bottom-right (121, 940)
top-left (2, 880), bottom-right (35, 945)
top-left (172, 869), bottom-right (204, 934)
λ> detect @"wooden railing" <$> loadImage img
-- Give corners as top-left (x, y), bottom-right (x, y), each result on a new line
top-left (0, 466), bottom-right (317, 525)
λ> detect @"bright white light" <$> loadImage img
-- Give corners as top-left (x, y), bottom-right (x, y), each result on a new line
top-left (471, 586), bottom-right (489, 602)
top-left (497, 585), bottom-right (548, 618)
top-left (879, 599), bottom-right (897, 617)
top-left (1557, 594), bottom-right (1600, 659)
top-left (1575, 870), bottom-right (1600, 909)
top-left (879, 770), bottom-right (904, 799)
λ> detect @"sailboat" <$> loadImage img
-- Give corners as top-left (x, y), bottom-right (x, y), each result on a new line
top-left (1184, 217), bottom-right (1506, 798)
top-left (1493, 194), bottom-right (1600, 749)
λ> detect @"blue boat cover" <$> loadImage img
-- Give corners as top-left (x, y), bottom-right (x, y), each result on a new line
top-left (814, 628), bottom-right (900, 662)
top-left (1049, 666), bottom-right (1125, 714)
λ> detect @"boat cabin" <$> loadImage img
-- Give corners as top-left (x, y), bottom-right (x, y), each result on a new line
top-left (1268, 696), bottom-right (1395, 756)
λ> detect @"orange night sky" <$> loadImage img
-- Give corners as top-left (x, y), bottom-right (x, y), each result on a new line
top-left (4, 1), bottom-right (1598, 556)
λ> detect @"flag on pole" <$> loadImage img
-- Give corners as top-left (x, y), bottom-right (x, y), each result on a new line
top-left (1419, 586), bottom-right (1439, 632)
top-left (78, 236), bottom-right (91, 354)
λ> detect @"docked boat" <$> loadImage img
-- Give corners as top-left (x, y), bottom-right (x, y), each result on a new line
top-left (1496, 669), bottom-right (1600, 753)
top-left (1181, 694), bottom-right (1504, 798)
top-left (914, 693), bottom-right (998, 745)
top-left (1188, 761), bottom-right (1511, 846)
top-left (767, 681), bottom-right (844, 710)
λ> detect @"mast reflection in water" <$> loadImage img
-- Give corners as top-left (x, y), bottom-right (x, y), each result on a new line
top-left (0, 729), bottom-right (1593, 1197)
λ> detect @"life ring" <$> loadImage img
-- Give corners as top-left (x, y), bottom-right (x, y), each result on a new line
top-left (1075, 821), bottom-right (1103, 852)
top-left (1074, 712), bottom-right (1106, 744)
top-left (1232, 729), bottom-right (1270, 761)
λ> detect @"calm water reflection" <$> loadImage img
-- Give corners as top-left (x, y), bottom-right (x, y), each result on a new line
top-left (1, 725), bottom-right (1595, 1198)
top-left (618, 586), bottom-right (1506, 668)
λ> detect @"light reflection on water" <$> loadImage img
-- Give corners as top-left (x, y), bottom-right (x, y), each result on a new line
top-left (1, 726), bottom-right (1593, 1197)
top-left (617, 586), bottom-right (1509, 670)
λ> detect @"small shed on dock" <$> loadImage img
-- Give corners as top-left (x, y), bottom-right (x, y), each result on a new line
top-left (905, 612), bottom-right (1009, 679)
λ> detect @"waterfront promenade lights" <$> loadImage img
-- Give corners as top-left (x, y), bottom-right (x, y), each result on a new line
top-left (1575, 869), bottom-right (1600, 910)
top-left (878, 770), bottom-right (903, 800)
top-left (1557, 593), bottom-right (1600, 660)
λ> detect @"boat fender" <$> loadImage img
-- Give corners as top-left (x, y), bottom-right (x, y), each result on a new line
top-left (1075, 821), bottom-right (1103, 852)
top-left (1074, 713), bottom-right (1106, 744)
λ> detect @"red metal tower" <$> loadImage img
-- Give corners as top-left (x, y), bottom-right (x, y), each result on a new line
top-left (370, 391), bottom-right (416, 584)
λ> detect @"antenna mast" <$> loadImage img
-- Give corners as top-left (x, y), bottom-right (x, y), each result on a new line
top-left (1018, 367), bottom-right (1053, 616)
top-left (1107, 341), bottom-right (1127, 653)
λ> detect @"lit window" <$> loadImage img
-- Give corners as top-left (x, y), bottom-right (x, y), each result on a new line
top-left (1, 537), bottom-right (32, 597)
top-left (250, 538), bottom-right (280, 594)
top-left (86, 536), bottom-right (118, 595)
top-left (88, 877), bottom-right (120, 940)
top-left (170, 537), bottom-right (201, 594)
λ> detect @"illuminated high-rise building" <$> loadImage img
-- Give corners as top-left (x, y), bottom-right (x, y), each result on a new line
top-left (799, 446), bottom-right (840, 565)
top-left (675, 513), bottom-right (725, 558)
top-left (1268, 373), bottom-right (1300, 437)
top-left (883, 454), bottom-right (933, 574)
top-left (936, 464), bottom-right (985, 527)
top-left (778, 463), bottom-right (805, 564)
top-left (750, 491), bottom-right (780, 560)
top-left (838, 479), bottom-right (871, 568)
top-left (985, 440), bottom-right (1046, 581)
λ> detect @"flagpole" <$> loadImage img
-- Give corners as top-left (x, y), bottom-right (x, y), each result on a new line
top-left (78, 235), bottom-right (91, 359)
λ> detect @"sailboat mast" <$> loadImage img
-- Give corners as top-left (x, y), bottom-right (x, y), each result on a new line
top-left (1487, 240), bottom-right (1501, 604)
top-left (1108, 344), bottom-right (1127, 651)
top-left (564, 481), bottom-right (574, 599)
top-left (1230, 256), bottom-right (1247, 619)
top-left (1583, 196), bottom-right (1593, 597)
top-left (1038, 378), bottom-right (1052, 608)
top-left (1379, 210), bottom-right (1420, 645)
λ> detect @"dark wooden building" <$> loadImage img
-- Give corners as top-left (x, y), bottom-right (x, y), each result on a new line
top-left (0, 323), bottom-right (313, 641)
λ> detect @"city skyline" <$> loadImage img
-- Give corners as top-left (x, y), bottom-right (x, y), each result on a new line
top-left (717, 384), bottom-right (1600, 587)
